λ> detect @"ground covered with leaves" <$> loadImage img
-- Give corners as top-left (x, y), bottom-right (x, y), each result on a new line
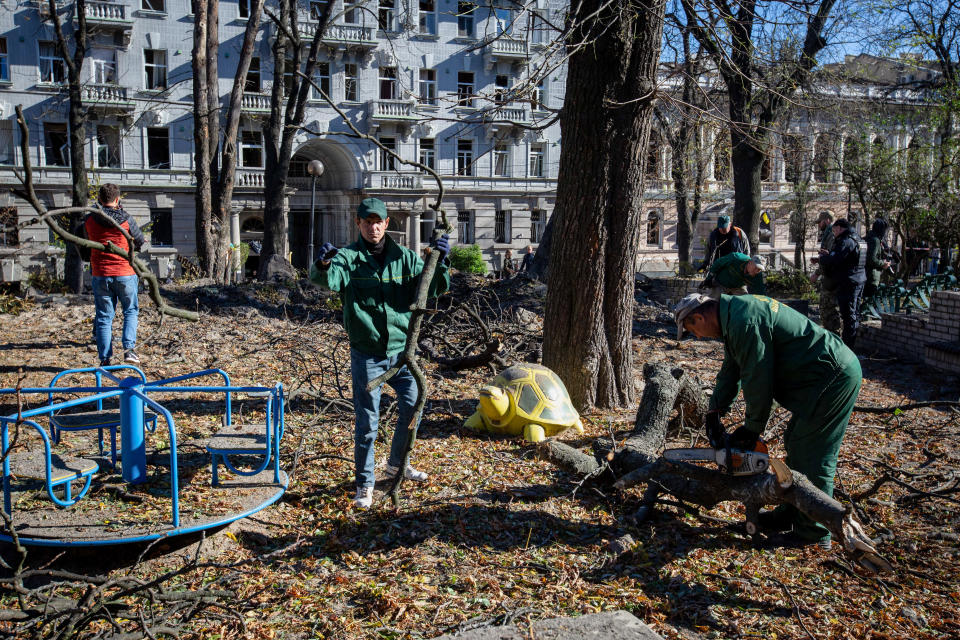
top-left (1, 276), bottom-right (958, 639)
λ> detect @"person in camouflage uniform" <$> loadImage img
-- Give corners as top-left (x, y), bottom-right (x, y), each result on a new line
top-left (810, 212), bottom-right (841, 335)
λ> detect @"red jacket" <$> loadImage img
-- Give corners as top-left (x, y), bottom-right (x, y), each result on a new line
top-left (84, 206), bottom-right (145, 277)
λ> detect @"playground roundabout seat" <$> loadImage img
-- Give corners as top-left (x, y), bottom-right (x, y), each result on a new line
top-left (0, 366), bottom-right (287, 547)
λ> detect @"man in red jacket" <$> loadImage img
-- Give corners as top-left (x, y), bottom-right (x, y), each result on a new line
top-left (85, 183), bottom-right (145, 366)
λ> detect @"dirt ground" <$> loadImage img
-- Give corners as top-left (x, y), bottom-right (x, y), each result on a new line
top-left (1, 277), bottom-right (958, 639)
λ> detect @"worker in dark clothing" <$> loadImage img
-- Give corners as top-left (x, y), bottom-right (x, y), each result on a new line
top-left (519, 245), bottom-right (535, 273)
top-left (863, 218), bottom-right (891, 300)
top-left (701, 252), bottom-right (766, 298)
top-left (703, 215), bottom-right (750, 270)
top-left (818, 218), bottom-right (866, 349)
top-left (674, 293), bottom-right (862, 548)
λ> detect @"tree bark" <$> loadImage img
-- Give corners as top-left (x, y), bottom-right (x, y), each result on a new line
top-left (192, 0), bottom-right (215, 275)
top-left (542, 0), bottom-right (665, 411)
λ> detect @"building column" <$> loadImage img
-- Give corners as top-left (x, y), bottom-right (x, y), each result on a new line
top-left (409, 207), bottom-right (421, 252)
top-left (230, 205), bottom-right (242, 282)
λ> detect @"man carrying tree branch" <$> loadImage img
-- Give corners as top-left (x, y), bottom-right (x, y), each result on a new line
top-left (675, 293), bottom-right (862, 548)
top-left (310, 198), bottom-right (450, 509)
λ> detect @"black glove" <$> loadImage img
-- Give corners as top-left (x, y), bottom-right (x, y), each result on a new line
top-left (317, 242), bottom-right (338, 263)
top-left (727, 425), bottom-right (759, 451)
top-left (430, 234), bottom-right (450, 260)
top-left (705, 411), bottom-right (724, 448)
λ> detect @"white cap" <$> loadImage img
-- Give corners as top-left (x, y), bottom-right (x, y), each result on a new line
top-left (673, 293), bottom-right (713, 340)
top-left (751, 255), bottom-right (766, 271)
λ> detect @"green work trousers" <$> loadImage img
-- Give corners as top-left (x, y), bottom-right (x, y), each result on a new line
top-left (779, 356), bottom-right (862, 541)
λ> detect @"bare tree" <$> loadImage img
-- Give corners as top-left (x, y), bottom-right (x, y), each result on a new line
top-left (681, 0), bottom-right (839, 249)
top-left (541, 0), bottom-right (666, 410)
top-left (192, 0), bottom-right (266, 282)
top-left (46, 0), bottom-right (89, 293)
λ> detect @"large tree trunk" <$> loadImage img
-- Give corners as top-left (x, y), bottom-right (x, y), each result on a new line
top-left (730, 135), bottom-right (764, 249)
top-left (540, 363), bottom-right (893, 575)
top-left (192, 0), bottom-right (215, 275)
top-left (542, 0), bottom-right (665, 411)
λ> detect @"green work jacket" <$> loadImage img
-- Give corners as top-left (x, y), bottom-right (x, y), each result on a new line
top-left (709, 294), bottom-right (858, 434)
top-left (310, 234), bottom-right (450, 357)
top-left (708, 252), bottom-right (766, 294)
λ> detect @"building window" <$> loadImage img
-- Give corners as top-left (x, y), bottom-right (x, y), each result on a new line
top-left (456, 138), bottom-right (473, 176)
top-left (39, 41), bottom-right (66, 84)
top-left (147, 127), bottom-right (170, 169)
top-left (246, 57), bottom-right (261, 92)
top-left (457, 1), bottom-right (476, 38)
top-left (532, 79), bottom-right (546, 110)
top-left (0, 38), bottom-right (8, 82)
top-left (379, 66), bottom-right (397, 99)
top-left (529, 144), bottom-right (544, 177)
top-left (379, 136), bottom-right (396, 171)
top-left (494, 7), bottom-right (512, 35)
top-left (144, 49), bottom-right (167, 90)
top-left (96, 126), bottom-right (121, 168)
top-left (91, 49), bottom-right (117, 84)
top-left (344, 1), bottom-right (359, 23)
top-left (493, 143), bottom-right (510, 177)
top-left (283, 58), bottom-right (296, 94)
top-left (142, 0), bottom-right (165, 11)
top-left (494, 210), bottom-right (511, 244)
top-left (530, 210), bottom-right (545, 243)
top-left (150, 208), bottom-right (173, 246)
top-left (530, 12), bottom-right (551, 45)
top-left (344, 63), bottom-right (358, 101)
top-left (378, 0), bottom-right (395, 31)
top-left (309, 0), bottom-right (329, 19)
top-left (494, 74), bottom-right (509, 104)
top-left (646, 210), bottom-right (662, 246)
top-left (419, 138), bottom-right (435, 171)
top-left (43, 123), bottom-right (69, 166)
top-left (311, 62), bottom-right (331, 99)
top-left (238, 0), bottom-right (250, 18)
top-left (457, 71), bottom-right (474, 107)
top-left (419, 0), bottom-right (437, 34)
top-left (419, 68), bottom-right (437, 105)
top-left (241, 130), bottom-right (264, 168)
top-left (0, 207), bottom-right (17, 247)
top-left (0, 120), bottom-right (13, 164)
top-left (457, 210), bottom-right (474, 243)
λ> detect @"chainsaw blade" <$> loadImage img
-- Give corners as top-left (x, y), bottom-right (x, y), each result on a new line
top-left (664, 445), bottom-right (770, 476)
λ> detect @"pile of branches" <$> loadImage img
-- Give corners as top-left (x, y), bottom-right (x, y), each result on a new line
top-left (419, 278), bottom-right (544, 372)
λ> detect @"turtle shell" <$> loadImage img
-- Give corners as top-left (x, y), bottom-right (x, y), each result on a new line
top-left (492, 364), bottom-right (579, 426)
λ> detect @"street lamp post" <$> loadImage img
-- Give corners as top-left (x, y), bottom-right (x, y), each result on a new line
top-left (307, 159), bottom-right (325, 264)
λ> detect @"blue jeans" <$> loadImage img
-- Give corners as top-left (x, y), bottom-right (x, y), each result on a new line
top-left (92, 275), bottom-right (139, 362)
top-left (350, 348), bottom-right (420, 489)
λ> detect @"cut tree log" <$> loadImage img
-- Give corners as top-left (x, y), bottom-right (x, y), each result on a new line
top-left (539, 362), bottom-right (893, 574)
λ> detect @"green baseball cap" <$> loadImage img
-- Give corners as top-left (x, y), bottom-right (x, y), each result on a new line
top-left (357, 198), bottom-right (388, 220)
top-left (717, 214), bottom-right (731, 229)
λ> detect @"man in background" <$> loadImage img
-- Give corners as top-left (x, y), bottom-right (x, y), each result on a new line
top-left (810, 212), bottom-right (841, 335)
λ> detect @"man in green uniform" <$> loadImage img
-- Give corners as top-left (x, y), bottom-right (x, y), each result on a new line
top-left (674, 292), bottom-right (862, 547)
top-left (810, 212), bottom-right (842, 335)
top-left (311, 198), bottom-right (450, 508)
top-left (701, 252), bottom-right (766, 298)
top-left (864, 218), bottom-right (891, 300)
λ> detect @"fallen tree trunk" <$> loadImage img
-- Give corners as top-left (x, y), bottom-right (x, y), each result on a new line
top-left (539, 362), bottom-right (893, 574)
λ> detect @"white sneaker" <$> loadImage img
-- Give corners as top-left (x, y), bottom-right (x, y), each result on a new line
top-left (354, 486), bottom-right (374, 509)
top-left (384, 463), bottom-right (429, 482)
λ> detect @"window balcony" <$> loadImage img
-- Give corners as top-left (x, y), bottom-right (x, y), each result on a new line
top-left (298, 22), bottom-right (378, 50)
top-left (241, 93), bottom-right (271, 115)
top-left (365, 171), bottom-right (424, 190)
top-left (82, 84), bottom-right (135, 113)
top-left (486, 36), bottom-right (529, 65)
top-left (235, 169), bottom-right (265, 188)
top-left (82, 1), bottom-right (134, 44)
top-left (367, 99), bottom-right (418, 124)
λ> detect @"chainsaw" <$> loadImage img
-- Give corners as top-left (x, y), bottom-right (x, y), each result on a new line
top-left (663, 439), bottom-right (770, 476)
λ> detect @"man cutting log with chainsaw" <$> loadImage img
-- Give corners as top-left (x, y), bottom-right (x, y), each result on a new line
top-left (674, 293), bottom-right (863, 549)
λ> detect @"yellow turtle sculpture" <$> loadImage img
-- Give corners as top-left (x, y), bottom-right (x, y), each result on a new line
top-left (464, 363), bottom-right (584, 442)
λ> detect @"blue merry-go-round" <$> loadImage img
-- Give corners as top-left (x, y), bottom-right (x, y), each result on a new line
top-left (0, 366), bottom-right (287, 547)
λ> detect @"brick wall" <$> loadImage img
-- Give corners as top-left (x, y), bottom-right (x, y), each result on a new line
top-left (647, 278), bottom-right (702, 305)
top-left (858, 291), bottom-right (960, 374)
